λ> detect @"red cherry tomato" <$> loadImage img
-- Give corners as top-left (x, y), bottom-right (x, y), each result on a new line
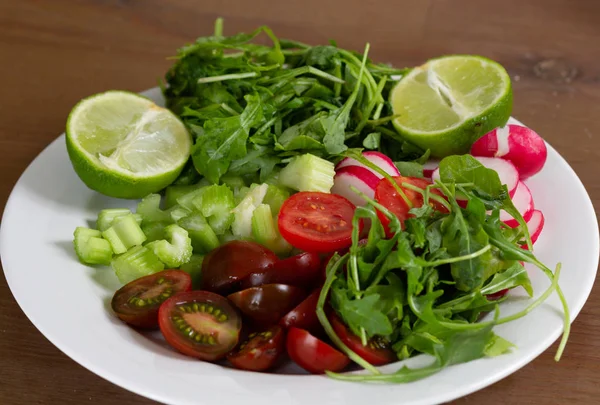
top-left (374, 176), bottom-right (448, 237)
top-left (330, 314), bottom-right (396, 366)
top-left (228, 284), bottom-right (306, 326)
top-left (201, 241), bottom-right (278, 294)
top-left (486, 288), bottom-right (509, 300)
top-left (158, 290), bottom-right (242, 361)
top-left (111, 270), bottom-right (192, 328)
top-left (286, 327), bottom-right (350, 374)
top-left (227, 325), bottom-right (285, 372)
top-left (278, 192), bottom-right (360, 253)
top-left (280, 288), bottom-right (323, 335)
top-left (240, 252), bottom-right (321, 289)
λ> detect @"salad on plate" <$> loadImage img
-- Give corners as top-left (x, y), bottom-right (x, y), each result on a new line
top-left (66, 18), bottom-right (569, 382)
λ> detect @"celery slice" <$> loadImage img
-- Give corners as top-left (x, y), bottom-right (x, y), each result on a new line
top-left (141, 221), bottom-right (168, 243)
top-left (112, 245), bottom-right (164, 284)
top-left (136, 194), bottom-right (171, 223)
top-left (146, 224), bottom-right (193, 268)
top-left (231, 183), bottom-right (268, 238)
top-left (96, 209), bottom-right (132, 232)
top-left (251, 204), bottom-right (292, 256)
top-left (73, 227), bottom-right (112, 265)
top-left (220, 175), bottom-right (246, 190)
top-left (177, 213), bottom-right (220, 253)
top-left (168, 205), bottom-right (192, 223)
top-left (102, 214), bottom-right (147, 254)
top-left (278, 153), bottom-right (335, 192)
top-left (179, 254), bottom-right (204, 289)
top-left (192, 184), bottom-right (235, 235)
top-left (263, 184), bottom-right (290, 214)
top-left (165, 185), bottom-right (198, 209)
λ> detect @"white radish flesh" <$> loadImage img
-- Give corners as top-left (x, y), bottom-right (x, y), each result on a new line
top-left (331, 166), bottom-right (379, 207)
top-left (470, 124), bottom-right (548, 179)
top-left (500, 181), bottom-right (534, 228)
top-left (526, 210), bottom-right (545, 245)
top-left (422, 159), bottom-right (440, 179)
top-left (335, 151), bottom-right (400, 179)
top-left (473, 157), bottom-right (519, 197)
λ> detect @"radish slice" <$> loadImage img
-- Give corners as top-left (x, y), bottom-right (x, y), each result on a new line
top-left (471, 124), bottom-right (548, 179)
top-left (423, 159), bottom-right (440, 179)
top-left (500, 181), bottom-right (534, 228)
top-left (473, 157), bottom-right (519, 197)
top-left (525, 210), bottom-right (545, 246)
top-left (331, 166), bottom-right (379, 207)
top-left (335, 151), bottom-right (400, 179)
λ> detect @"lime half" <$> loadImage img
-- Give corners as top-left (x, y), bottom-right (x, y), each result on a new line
top-left (390, 55), bottom-right (512, 157)
top-left (66, 91), bottom-right (192, 199)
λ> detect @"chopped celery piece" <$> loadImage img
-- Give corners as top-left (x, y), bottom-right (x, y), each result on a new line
top-left (73, 227), bottom-right (112, 265)
top-left (177, 213), bottom-right (220, 253)
top-left (251, 204), bottom-right (292, 256)
top-left (112, 245), bottom-right (164, 284)
top-left (102, 214), bottom-right (146, 254)
top-left (278, 153), bottom-right (335, 193)
top-left (168, 205), bottom-right (192, 223)
top-left (192, 184), bottom-right (234, 235)
top-left (146, 224), bottom-right (193, 268)
top-left (97, 208), bottom-right (132, 232)
top-left (133, 213), bottom-right (143, 225)
top-left (218, 231), bottom-right (238, 244)
top-left (264, 184), bottom-right (290, 214)
top-left (231, 183), bottom-right (268, 238)
top-left (176, 187), bottom-right (206, 211)
top-left (141, 222), bottom-right (167, 243)
top-left (165, 185), bottom-right (198, 209)
top-left (136, 194), bottom-right (171, 223)
top-left (220, 175), bottom-right (246, 190)
top-left (234, 186), bottom-right (251, 204)
top-left (179, 254), bottom-right (204, 289)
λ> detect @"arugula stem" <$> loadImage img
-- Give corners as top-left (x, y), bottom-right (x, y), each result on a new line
top-left (220, 103), bottom-right (239, 116)
top-left (424, 244), bottom-right (491, 267)
top-left (356, 76), bottom-right (387, 133)
top-left (197, 72), bottom-right (258, 84)
top-left (373, 102), bottom-right (384, 121)
top-left (214, 17), bottom-right (224, 37)
top-left (401, 182), bottom-right (452, 211)
top-left (316, 255), bottom-right (381, 375)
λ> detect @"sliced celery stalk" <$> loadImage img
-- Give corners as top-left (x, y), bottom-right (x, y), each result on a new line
top-left (141, 221), bottom-right (168, 243)
top-left (176, 187), bottom-right (206, 211)
top-left (146, 224), bottom-right (193, 268)
top-left (251, 204), bottom-right (292, 256)
top-left (165, 185), bottom-right (198, 209)
top-left (136, 194), bottom-right (171, 223)
top-left (177, 213), bottom-right (220, 253)
top-left (263, 184), bottom-right (290, 215)
top-left (179, 254), bottom-right (204, 289)
top-left (278, 153), bottom-right (335, 193)
top-left (102, 214), bottom-right (147, 254)
top-left (192, 184), bottom-right (235, 235)
top-left (97, 209), bottom-right (132, 232)
top-left (220, 175), bottom-right (246, 190)
top-left (73, 227), bottom-right (112, 265)
top-left (168, 205), bottom-right (192, 223)
top-left (112, 245), bottom-right (164, 284)
top-left (231, 183), bottom-right (268, 238)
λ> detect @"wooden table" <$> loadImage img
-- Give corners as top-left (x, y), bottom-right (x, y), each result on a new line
top-left (1, 0), bottom-right (599, 404)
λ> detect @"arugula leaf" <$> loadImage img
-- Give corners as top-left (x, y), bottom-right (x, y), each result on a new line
top-left (337, 294), bottom-right (394, 338)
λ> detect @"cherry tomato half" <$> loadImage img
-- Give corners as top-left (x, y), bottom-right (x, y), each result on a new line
top-left (201, 241), bottom-right (278, 294)
top-left (375, 176), bottom-right (448, 237)
top-left (331, 314), bottom-right (396, 366)
top-left (286, 327), bottom-right (350, 374)
top-left (280, 288), bottom-right (323, 335)
top-left (111, 270), bottom-right (192, 328)
top-left (278, 192), bottom-right (360, 253)
top-left (227, 325), bottom-right (285, 372)
top-left (486, 288), bottom-right (509, 300)
top-left (228, 284), bottom-right (306, 326)
top-left (240, 252), bottom-right (321, 290)
top-left (158, 290), bottom-right (242, 361)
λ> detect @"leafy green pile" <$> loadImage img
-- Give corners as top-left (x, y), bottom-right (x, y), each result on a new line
top-left (315, 155), bottom-right (570, 382)
top-left (162, 18), bottom-right (423, 186)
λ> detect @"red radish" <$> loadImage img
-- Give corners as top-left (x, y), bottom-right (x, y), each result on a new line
top-left (335, 151), bottom-right (400, 179)
top-left (525, 210), bottom-right (545, 246)
top-left (470, 124), bottom-right (548, 179)
top-left (500, 181), bottom-right (534, 228)
top-left (423, 159), bottom-right (440, 179)
top-left (331, 166), bottom-right (379, 207)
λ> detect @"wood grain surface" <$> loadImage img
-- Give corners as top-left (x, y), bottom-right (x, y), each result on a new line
top-left (1, 0), bottom-right (599, 404)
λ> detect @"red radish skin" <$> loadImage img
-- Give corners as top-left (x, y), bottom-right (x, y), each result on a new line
top-left (470, 125), bottom-right (548, 179)
top-left (500, 181), bottom-right (535, 228)
top-left (524, 210), bottom-right (545, 247)
top-left (423, 159), bottom-right (440, 179)
top-left (335, 151), bottom-right (400, 179)
top-left (331, 166), bottom-right (379, 207)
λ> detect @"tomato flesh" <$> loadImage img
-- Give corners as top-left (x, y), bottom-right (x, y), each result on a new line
top-left (278, 192), bottom-right (359, 253)
top-left (240, 252), bottom-right (321, 290)
top-left (375, 176), bottom-right (448, 237)
top-left (111, 270), bottom-right (192, 328)
top-left (331, 314), bottom-right (396, 366)
top-left (280, 288), bottom-right (323, 335)
top-left (227, 325), bottom-right (285, 372)
top-left (228, 284), bottom-right (306, 326)
top-left (201, 240), bottom-right (278, 294)
top-left (286, 327), bottom-right (350, 374)
top-left (158, 290), bottom-right (242, 361)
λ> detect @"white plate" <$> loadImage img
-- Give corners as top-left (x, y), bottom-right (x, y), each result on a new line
top-left (1, 88), bottom-right (598, 405)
